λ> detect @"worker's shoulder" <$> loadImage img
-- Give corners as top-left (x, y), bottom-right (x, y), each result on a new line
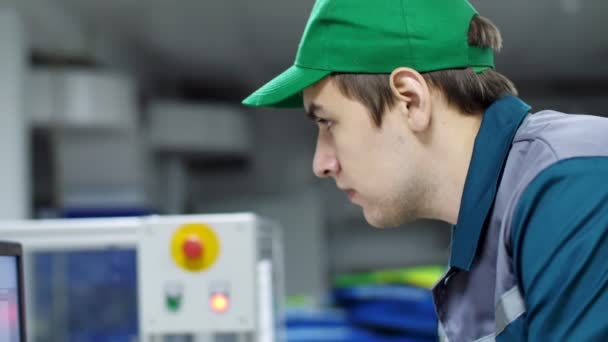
top-left (494, 110), bottom-right (608, 236)
top-left (514, 109), bottom-right (608, 161)
top-left (498, 110), bottom-right (608, 255)
top-left (501, 110), bottom-right (608, 193)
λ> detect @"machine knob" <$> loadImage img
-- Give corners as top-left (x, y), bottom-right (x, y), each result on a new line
top-left (182, 235), bottom-right (204, 259)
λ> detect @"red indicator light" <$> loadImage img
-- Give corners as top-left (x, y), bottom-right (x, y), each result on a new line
top-left (210, 293), bottom-right (230, 313)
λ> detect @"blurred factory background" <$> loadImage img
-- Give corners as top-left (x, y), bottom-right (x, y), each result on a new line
top-left (0, 0), bottom-right (607, 341)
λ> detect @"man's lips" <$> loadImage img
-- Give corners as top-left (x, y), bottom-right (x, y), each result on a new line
top-left (338, 184), bottom-right (357, 201)
top-left (344, 189), bottom-right (356, 201)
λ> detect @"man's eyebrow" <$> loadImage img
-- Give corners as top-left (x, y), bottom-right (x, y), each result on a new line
top-left (305, 103), bottom-right (322, 121)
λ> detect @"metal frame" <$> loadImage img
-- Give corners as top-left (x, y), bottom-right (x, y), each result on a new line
top-left (0, 217), bottom-right (141, 251)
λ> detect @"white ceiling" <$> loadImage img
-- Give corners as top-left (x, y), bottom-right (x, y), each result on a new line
top-left (49, 0), bottom-right (608, 92)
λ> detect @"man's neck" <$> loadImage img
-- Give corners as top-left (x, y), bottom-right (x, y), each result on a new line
top-left (427, 109), bottom-right (483, 225)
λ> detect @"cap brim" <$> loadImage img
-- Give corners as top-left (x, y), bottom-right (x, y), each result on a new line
top-left (242, 65), bottom-right (331, 108)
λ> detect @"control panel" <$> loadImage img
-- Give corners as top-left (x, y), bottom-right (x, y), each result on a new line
top-left (137, 214), bottom-right (280, 337)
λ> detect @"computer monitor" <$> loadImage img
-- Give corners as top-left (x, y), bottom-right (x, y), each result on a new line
top-left (0, 242), bottom-right (26, 342)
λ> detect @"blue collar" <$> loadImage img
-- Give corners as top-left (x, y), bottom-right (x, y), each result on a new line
top-left (449, 96), bottom-right (531, 271)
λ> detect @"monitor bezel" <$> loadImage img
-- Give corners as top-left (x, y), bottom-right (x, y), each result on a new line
top-left (0, 241), bottom-right (27, 342)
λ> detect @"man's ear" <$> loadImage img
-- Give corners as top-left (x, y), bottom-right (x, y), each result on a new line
top-left (389, 67), bottom-right (432, 133)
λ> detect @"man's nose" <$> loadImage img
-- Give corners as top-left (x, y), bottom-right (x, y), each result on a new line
top-left (313, 139), bottom-right (340, 178)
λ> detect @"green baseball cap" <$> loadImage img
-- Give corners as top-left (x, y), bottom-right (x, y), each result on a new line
top-left (242, 0), bottom-right (494, 108)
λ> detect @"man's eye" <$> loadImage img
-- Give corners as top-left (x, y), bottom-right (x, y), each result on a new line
top-left (316, 118), bottom-right (334, 128)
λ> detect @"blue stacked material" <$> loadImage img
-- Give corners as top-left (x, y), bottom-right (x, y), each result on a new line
top-left (332, 285), bottom-right (438, 341)
top-left (287, 326), bottom-right (436, 342)
top-left (285, 308), bottom-right (353, 341)
top-left (349, 302), bottom-right (436, 336)
top-left (286, 307), bottom-right (350, 328)
top-left (285, 296), bottom-right (438, 342)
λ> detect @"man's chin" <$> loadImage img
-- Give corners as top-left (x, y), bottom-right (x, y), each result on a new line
top-left (363, 208), bottom-right (416, 228)
top-left (363, 210), bottom-right (397, 229)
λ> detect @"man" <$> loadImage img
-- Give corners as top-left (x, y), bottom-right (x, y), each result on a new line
top-left (243, 0), bottom-right (608, 341)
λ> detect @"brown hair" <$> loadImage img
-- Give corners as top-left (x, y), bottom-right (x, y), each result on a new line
top-left (331, 15), bottom-right (518, 126)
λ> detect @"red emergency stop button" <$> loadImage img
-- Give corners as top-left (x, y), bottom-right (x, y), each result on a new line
top-left (171, 223), bottom-right (220, 272)
top-left (182, 235), bottom-right (204, 259)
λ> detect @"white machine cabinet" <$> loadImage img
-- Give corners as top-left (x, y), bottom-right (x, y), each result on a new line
top-left (138, 214), bottom-right (283, 340)
top-left (0, 213), bottom-right (284, 342)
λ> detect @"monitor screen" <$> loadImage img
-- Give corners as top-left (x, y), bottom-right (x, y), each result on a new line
top-left (0, 242), bottom-right (23, 342)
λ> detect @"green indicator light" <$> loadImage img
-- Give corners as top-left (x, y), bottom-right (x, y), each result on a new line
top-left (165, 282), bottom-right (184, 312)
top-left (166, 295), bottom-right (181, 312)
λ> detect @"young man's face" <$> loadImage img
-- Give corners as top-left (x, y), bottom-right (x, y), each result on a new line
top-left (303, 77), bottom-right (429, 228)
